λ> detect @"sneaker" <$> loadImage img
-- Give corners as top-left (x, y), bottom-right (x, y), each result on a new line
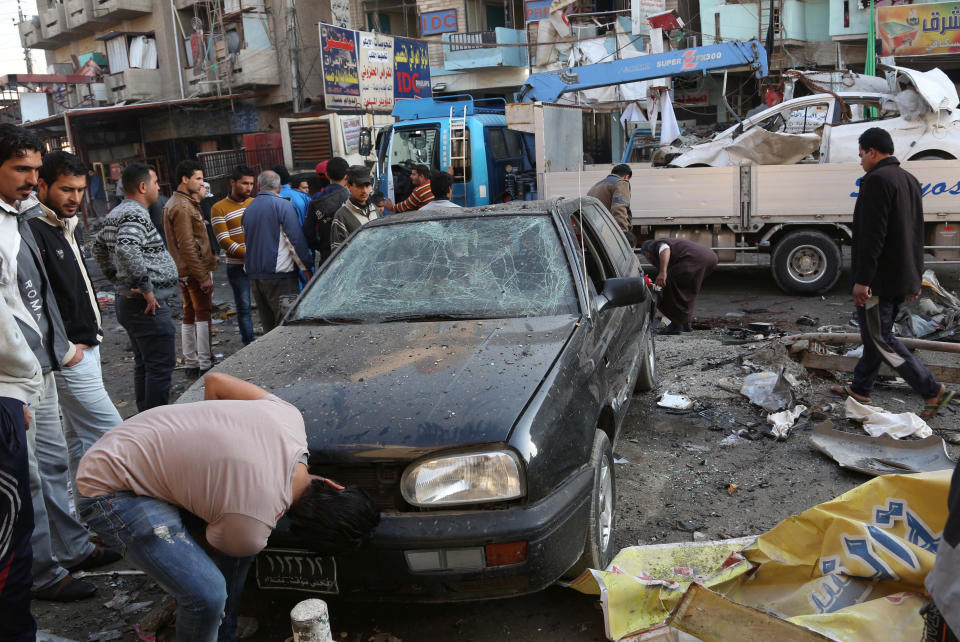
top-left (32, 575), bottom-right (97, 601)
top-left (66, 543), bottom-right (122, 573)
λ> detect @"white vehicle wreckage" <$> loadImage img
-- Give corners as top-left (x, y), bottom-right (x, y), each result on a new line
top-left (657, 66), bottom-right (960, 167)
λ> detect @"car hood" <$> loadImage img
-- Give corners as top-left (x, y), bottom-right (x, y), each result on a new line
top-left (187, 316), bottom-right (577, 461)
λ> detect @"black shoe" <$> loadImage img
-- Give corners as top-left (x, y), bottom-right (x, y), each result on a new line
top-left (679, 323), bottom-right (692, 332)
top-left (32, 575), bottom-right (97, 601)
top-left (185, 367), bottom-right (200, 379)
top-left (657, 325), bottom-right (682, 335)
top-left (66, 544), bottom-right (122, 573)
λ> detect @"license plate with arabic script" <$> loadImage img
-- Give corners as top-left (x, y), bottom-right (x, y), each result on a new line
top-left (255, 548), bottom-right (338, 594)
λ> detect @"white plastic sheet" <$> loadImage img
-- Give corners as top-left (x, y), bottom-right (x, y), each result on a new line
top-left (767, 405), bottom-right (806, 439)
top-left (844, 397), bottom-right (933, 439)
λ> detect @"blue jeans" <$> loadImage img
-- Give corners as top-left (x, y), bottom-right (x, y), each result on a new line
top-left (77, 492), bottom-right (253, 642)
top-left (226, 265), bottom-right (254, 345)
top-left (116, 295), bottom-right (176, 411)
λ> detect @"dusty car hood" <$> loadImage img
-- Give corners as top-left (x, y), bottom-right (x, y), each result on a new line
top-left (194, 316), bottom-right (577, 460)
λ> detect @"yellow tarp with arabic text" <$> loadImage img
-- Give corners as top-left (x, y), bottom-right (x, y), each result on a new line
top-left (572, 470), bottom-right (951, 641)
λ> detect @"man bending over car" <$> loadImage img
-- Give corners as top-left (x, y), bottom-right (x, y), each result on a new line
top-left (75, 372), bottom-right (379, 642)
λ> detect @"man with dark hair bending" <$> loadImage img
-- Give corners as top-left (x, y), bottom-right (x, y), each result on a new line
top-left (76, 372), bottom-right (379, 642)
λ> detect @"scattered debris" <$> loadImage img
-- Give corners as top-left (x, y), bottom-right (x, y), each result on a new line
top-left (95, 291), bottom-right (115, 310)
top-left (657, 392), bottom-right (694, 411)
top-left (715, 377), bottom-right (742, 394)
top-left (767, 405), bottom-right (807, 439)
top-left (740, 369), bottom-right (793, 412)
top-left (720, 432), bottom-right (745, 447)
top-left (809, 421), bottom-right (954, 476)
top-left (614, 457), bottom-right (631, 464)
top-left (675, 520), bottom-right (701, 532)
top-left (87, 631), bottom-right (123, 642)
top-left (727, 483), bottom-right (740, 495)
top-left (845, 397), bottom-right (933, 439)
top-left (796, 316), bottom-right (817, 326)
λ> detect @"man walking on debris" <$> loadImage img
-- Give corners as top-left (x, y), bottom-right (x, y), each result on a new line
top-left (830, 127), bottom-right (955, 417)
top-left (94, 162), bottom-right (179, 411)
top-left (212, 165), bottom-right (255, 345)
top-left (76, 372), bottom-right (379, 642)
top-left (164, 160), bottom-right (219, 377)
top-left (27, 151), bottom-right (124, 481)
top-left (0, 125), bottom-right (119, 603)
top-left (243, 170), bottom-right (312, 334)
top-left (330, 166), bottom-right (379, 252)
top-left (640, 237), bottom-right (718, 335)
top-left (587, 164), bottom-right (634, 245)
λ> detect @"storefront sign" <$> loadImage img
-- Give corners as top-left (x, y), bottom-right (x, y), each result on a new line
top-left (524, 0), bottom-right (552, 22)
top-left (330, 0), bottom-right (351, 29)
top-left (320, 24), bottom-right (361, 109)
top-left (341, 116), bottom-right (362, 153)
top-left (358, 31), bottom-right (395, 111)
top-left (878, 2), bottom-right (960, 55)
top-left (421, 9), bottom-right (458, 35)
top-left (394, 37), bottom-right (432, 100)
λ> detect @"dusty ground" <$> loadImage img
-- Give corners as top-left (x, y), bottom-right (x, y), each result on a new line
top-left (33, 259), bottom-right (960, 641)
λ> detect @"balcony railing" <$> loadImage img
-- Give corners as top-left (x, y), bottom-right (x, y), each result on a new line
top-left (66, 0), bottom-right (108, 31)
top-left (39, 2), bottom-right (73, 44)
top-left (441, 27), bottom-right (528, 70)
top-left (19, 17), bottom-right (59, 50)
top-left (92, 0), bottom-right (152, 22)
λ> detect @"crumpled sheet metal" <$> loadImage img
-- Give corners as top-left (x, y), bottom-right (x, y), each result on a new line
top-left (572, 470), bottom-right (951, 641)
top-left (740, 369), bottom-right (793, 413)
top-left (671, 128), bottom-right (822, 167)
top-left (809, 421), bottom-right (954, 476)
top-left (844, 397), bottom-right (933, 439)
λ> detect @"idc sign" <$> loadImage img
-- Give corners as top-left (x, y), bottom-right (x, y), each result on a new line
top-left (421, 9), bottom-right (458, 35)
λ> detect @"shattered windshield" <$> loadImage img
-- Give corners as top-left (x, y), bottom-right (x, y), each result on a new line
top-left (290, 215), bottom-right (580, 322)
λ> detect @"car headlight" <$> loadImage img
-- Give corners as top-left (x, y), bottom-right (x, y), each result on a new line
top-left (401, 449), bottom-right (525, 507)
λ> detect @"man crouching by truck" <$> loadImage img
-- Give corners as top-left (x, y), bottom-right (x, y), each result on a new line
top-left (74, 373), bottom-right (379, 642)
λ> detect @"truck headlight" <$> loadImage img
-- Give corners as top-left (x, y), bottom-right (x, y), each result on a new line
top-left (401, 449), bottom-right (525, 507)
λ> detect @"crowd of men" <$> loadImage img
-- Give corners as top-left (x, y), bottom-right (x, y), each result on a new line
top-left (0, 123), bottom-right (386, 642)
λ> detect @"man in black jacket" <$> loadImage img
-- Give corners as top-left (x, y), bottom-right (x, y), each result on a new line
top-left (302, 157), bottom-right (349, 267)
top-left (831, 128), bottom-right (954, 417)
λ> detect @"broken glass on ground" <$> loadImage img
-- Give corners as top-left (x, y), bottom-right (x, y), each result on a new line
top-left (809, 421), bottom-right (954, 476)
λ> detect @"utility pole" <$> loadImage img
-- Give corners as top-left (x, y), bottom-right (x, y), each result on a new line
top-left (16, 0), bottom-right (34, 74)
top-left (287, 0), bottom-right (301, 112)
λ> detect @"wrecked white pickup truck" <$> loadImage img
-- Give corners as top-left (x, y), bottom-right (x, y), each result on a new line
top-left (656, 66), bottom-right (960, 168)
top-left (529, 67), bottom-right (960, 295)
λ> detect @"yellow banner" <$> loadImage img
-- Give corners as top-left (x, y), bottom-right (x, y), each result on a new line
top-left (878, 2), bottom-right (960, 56)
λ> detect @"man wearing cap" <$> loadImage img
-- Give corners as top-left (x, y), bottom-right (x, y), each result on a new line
top-left (330, 166), bottom-right (379, 252)
top-left (304, 157), bottom-right (350, 266)
top-left (312, 161), bottom-right (331, 197)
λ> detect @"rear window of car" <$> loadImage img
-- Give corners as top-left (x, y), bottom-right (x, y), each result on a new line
top-left (292, 215), bottom-right (579, 321)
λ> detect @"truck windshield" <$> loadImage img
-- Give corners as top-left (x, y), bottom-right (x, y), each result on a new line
top-left (390, 127), bottom-right (439, 168)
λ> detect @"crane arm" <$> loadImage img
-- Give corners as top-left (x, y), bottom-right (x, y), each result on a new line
top-left (517, 40), bottom-right (768, 103)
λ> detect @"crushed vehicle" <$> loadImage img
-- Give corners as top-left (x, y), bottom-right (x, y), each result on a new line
top-left (183, 197), bottom-right (657, 601)
top-left (656, 66), bottom-right (960, 168)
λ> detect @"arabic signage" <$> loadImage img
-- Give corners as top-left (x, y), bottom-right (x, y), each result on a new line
top-left (341, 116), bottom-right (362, 153)
top-left (878, 2), bottom-right (960, 55)
top-left (320, 24), bottom-right (431, 111)
top-left (329, 0), bottom-right (351, 29)
top-left (394, 37), bottom-right (432, 101)
top-left (524, 0), bottom-right (552, 22)
top-left (421, 9), bottom-right (458, 35)
top-left (358, 31), bottom-right (394, 111)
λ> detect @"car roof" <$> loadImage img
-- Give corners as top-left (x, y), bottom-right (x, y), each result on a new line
top-left (364, 199), bottom-right (569, 228)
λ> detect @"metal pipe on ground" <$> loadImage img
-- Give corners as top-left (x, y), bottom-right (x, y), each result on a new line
top-left (786, 332), bottom-right (960, 354)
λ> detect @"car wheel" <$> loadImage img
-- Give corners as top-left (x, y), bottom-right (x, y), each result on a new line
top-left (562, 430), bottom-right (616, 580)
top-left (634, 330), bottom-right (658, 393)
top-left (771, 230), bottom-right (841, 295)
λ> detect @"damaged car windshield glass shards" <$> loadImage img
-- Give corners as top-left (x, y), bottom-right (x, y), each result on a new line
top-left (291, 215), bottom-right (580, 322)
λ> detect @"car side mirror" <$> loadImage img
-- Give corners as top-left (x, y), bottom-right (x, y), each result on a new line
top-left (596, 277), bottom-right (648, 313)
top-left (359, 128), bottom-right (373, 157)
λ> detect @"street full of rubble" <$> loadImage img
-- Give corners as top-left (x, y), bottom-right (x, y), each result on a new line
top-left (33, 262), bottom-right (960, 642)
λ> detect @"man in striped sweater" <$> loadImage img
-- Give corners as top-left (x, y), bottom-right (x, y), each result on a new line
top-left (383, 164), bottom-right (433, 213)
top-left (93, 163), bottom-right (179, 411)
top-left (211, 165), bottom-right (255, 345)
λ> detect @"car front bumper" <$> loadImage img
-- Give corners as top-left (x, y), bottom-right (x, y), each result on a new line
top-left (261, 466), bottom-right (594, 602)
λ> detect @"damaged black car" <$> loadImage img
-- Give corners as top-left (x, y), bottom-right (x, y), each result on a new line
top-left (191, 197), bottom-right (657, 601)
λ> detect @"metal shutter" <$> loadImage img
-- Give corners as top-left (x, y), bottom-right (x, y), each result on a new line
top-left (288, 120), bottom-right (333, 168)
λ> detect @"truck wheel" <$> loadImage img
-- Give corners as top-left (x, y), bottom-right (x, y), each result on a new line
top-left (771, 230), bottom-right (841, 295)
top-left (562, 430), bottom-right (616, 581)
top-left (634, 330), bottom-right (657, 393)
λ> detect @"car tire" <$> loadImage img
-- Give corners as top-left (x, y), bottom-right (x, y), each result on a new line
top-left (634, 330), bottom-right (657, 393)
top-left (771, 230), bottom-right (841, 295)
top-left (562, 430), bottom-right (616, 581)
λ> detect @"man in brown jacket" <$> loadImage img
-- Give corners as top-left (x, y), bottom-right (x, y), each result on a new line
top-left (163, 159), bottom-right (218, 377)
top-left (587, 164), bottom-right (634, 245)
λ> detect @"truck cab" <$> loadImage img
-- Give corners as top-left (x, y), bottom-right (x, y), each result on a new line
top-left (375, 96), bottom-right (536, 207)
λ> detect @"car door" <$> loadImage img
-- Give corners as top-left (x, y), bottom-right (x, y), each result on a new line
top-left (580, 202), bottom-right (646, 410)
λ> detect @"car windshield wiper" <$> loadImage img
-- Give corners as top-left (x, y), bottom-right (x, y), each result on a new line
top-left (285, 315), bottom-right (368, 325)
top-left (376, 312), bottom-right (490, 323)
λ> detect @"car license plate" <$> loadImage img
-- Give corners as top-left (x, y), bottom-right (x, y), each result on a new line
top-left (255, 548), bottom-right (338, 594)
